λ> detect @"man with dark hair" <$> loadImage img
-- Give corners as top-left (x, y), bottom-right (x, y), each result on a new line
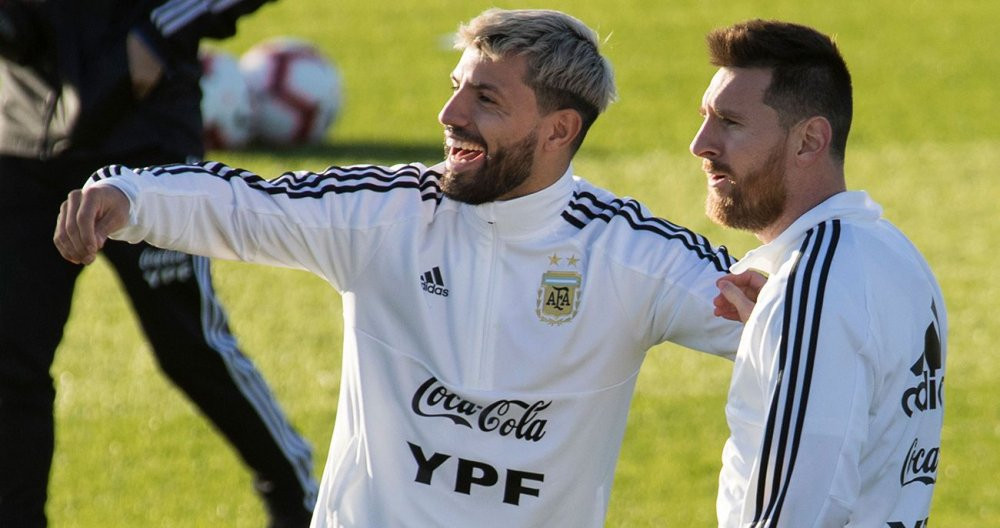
top-left (695, 19), bottom-right (947, 527)
top-left (0, 1), bottom-right (316, 526)
top-left (54, 8), bottom-right (742, 527)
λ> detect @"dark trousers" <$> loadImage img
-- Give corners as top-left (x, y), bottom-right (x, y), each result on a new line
top-left (0, 153), bottom-right (316, 526)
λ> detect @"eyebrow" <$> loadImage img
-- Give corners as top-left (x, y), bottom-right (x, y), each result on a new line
top-left (706, 104), bottom-right (747, 122)
top-left (451, 75), bottom-right (507, 103)
top-left (452, 75), bottom-right (500, 92)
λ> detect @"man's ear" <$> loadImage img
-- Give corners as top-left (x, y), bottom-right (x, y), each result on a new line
top-left (794, 116), bottom-right (832, 165)
top-left (542, 109), bottom-right (583, 152)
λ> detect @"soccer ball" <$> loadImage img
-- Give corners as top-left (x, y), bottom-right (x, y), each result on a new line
top-left (199, 47), bottom-right (254, 150)
top-left (239, 37), bottom-right (342, 146)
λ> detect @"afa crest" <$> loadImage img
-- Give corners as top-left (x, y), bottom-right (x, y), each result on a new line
top-left (536, 254), bottom-right (582, 325)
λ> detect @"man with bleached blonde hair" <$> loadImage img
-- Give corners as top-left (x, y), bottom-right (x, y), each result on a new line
top-left (454, 8), bottom-right (615, 153)
top-left (56, 8), bottom-right (740, 526)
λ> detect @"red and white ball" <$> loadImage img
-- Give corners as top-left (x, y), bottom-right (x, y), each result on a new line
top-left (239, 37), bottom-right (342, 146)
top-left (199, 47), bottom-right (254, 150)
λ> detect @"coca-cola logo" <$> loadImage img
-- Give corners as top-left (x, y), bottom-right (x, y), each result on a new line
top-left (900, 438), bottom-right (938, 487)
top-left (411, 377), bottom-right (550, 442)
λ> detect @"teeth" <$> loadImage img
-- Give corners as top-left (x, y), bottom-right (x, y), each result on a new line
top-left (446, 137), bottom-right (484, 152)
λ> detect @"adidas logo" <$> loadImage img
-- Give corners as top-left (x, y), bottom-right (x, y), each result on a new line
top-left (420, 266), bottom-right (449, 297)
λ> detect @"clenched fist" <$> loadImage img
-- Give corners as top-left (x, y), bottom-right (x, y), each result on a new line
top-left (53, 186), bottom-right (130, 265)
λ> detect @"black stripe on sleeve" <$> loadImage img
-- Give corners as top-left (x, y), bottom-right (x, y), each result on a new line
top-left (767, 219), bottom-right (840, 525)
top-left (140, 161), bottom-right (444, 203)
top-left (752, 228), bottom-right (815, 522)
top-left (561, 190), bottom-right (735, 272)
top-left (88, 163), bottom-right (137, 184)
top-left (752, 219), bottom-right (842, 527)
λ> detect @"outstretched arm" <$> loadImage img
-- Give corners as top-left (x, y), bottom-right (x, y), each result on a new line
top-left (52, 160), bottom-right (436, 292)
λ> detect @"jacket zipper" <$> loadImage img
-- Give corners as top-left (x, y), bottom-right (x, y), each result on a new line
top-left (475, 221), bottom-right (501, 386)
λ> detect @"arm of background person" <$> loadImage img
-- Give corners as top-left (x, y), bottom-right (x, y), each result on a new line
top-left (129, 0), bottom-right (279, 97)
top-left (71, 0), bottom-right (278, 141)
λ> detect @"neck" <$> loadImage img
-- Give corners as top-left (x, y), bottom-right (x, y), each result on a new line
top-left (499, 157), bottom-right (571, 201)
top-left (756, 167), bottom-right (846, 243)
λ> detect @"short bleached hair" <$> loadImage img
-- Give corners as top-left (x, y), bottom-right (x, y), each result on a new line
top-left (454, 8), bottom-right (617, 151)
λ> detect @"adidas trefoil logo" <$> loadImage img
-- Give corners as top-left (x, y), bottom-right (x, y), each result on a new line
top-left (420, 266), bottom-right (449, 297)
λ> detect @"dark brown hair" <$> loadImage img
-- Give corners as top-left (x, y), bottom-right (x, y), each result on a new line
top-left (707, 20), bottom-right (853, 161)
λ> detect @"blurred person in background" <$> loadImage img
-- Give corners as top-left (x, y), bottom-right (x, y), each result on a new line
top-left (0, 1), bottom-right (316, 526)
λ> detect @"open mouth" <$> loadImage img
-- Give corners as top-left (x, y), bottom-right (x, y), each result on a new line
top-left (446, 137), bottom-right (486, 172)
top-left (708, 172), bottom-right (728, 184)
top-left (702, 161), bottom-right (731, 187)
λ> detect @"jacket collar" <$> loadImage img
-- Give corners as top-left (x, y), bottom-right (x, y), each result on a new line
top-left (459, 165), bottom-right (576, 238)
top-left (732, 190), bottom-right (882, 275)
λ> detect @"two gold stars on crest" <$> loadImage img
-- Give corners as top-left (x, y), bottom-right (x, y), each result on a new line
top-left (548, 253), bottom-right (579, 267)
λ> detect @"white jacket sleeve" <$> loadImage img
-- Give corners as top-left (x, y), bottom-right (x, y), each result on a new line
top-left (585, 194), bottom-right (741, 359)
top-left (734, 274), bottom-right (873, 527)
top-left (87, 161), bottom-right (427, 292)
top-left (649, 249), bottom-right (742, 360)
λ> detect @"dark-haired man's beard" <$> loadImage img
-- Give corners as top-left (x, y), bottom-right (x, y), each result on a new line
top-left (440, 130), bottom-right (537, 205)
top-left (706, 142), bottom-right (788, 233)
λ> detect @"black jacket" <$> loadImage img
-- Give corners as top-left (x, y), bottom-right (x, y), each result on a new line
top-left (0, 0), bottom-right (273, 160)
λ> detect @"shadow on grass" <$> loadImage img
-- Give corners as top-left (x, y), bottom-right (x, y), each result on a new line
top-left (222, 139), bottom-right (617, 161)
top-left (227, 139), bottom-right (445, 165)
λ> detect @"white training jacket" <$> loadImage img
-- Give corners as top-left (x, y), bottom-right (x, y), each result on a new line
top-left (88, 161), bottom-right (742, 527)
top-left (718, 191), bottom-right (946, 528)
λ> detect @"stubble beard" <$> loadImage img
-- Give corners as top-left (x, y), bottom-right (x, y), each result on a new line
top-left (440, 129), bottom-right (537, 205)
top-left (705, 143), bottom-right (788, 233)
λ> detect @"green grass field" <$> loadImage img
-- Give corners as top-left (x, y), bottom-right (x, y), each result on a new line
top-left (48, 0), bottom-right (998, 525)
